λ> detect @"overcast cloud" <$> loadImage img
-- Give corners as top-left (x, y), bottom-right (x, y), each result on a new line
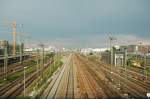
top-left (0, 0), bottom-right (150, 48)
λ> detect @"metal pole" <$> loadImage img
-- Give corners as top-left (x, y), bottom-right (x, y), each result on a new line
top-left (24, 67), bottom-right (25, 97)
top-left (5, 46), bottom-right (8, 79)
top-left (124, 48), bottom-right (128, 97)
top-left (24, 66), bottom-right (27, 97)
top-left (42, 47), bottom-right (44, 79)
top-left (140, 42), bottom-right (142, 54)
top-left (110, 37), bottom-right (113, 80)
top-left (111, 44), bottom-right (113, 72)
top-left (20, 43), bottom-right (23, 64)
top-left (4, 57), bottom-right (6, 80)
top-left (146, 47), bottom-right (148, 81)
top-left (4, 42), bottom-right (8, 80)
top-left (57, 52), bottom-right (58, 65)
top-left (38, 44), bottom-right (45, 80)
top-left (37, 58), bottom-right (39, 73)
top-left (54, 51), bottom-right (55, 68)
top-left (37, 50), bottom-right (39, 75)
top-left (144, 47), bottom-right (148, 81)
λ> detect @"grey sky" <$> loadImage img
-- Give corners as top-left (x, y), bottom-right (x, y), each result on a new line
top-left (0, 0), bottom-right (150, 48)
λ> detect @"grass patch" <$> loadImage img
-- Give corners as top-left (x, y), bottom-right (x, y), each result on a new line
top-left (0, 63), bottom-right (37, 85)
top-left (22, 58), bottom-right (63, 98)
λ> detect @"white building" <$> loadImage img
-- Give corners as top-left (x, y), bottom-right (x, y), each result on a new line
top-left (81, 48), bottom-right (107, 55)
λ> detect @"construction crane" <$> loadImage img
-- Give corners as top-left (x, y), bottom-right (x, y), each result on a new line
top-left (12, 20), bottom-right (17, 56)
top-left (2, 18), bottom-right (25, 56)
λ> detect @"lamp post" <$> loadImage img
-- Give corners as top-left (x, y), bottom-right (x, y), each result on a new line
top-left (24, 66), bottom-right (27, 97)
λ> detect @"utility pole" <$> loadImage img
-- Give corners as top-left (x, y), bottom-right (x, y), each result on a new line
top-left (20, 43), bottom-right (24, 64)
top-left (109, 36), bottom-right (115, 80)
top-left (41, 45), bottom-right (44, 79)
top-left (39, 44), bottom-right (44, 79)
top-left (57, 51), bottom-right (58, 66)
top-left (54, 51), bottom-right (56, 68)
top-left (3, 41), bottom-right (8, 80)
top-left (110, 38), bottom-right (113, 74)
top-left (124, 47), bottom-right (128, 98)
top-left (144, 46), bottom-right (148, 81)
top-left (36, 49), bottom-right (39, 76)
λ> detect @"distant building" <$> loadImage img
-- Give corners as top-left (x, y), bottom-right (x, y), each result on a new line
top-left (101, 47), bottom-right (126, 66)
top-left (0, 40), bottom-right (25, 55)
top-left (119, 46), bottom-right (128, 52)
top-left (101, 44), bottom-right (150, 66)
top-left (119, 45), bottom-right (150, 54)
top-left (0, 40), bottom-right (8, 56)
top-left (138, 45), bottom-right (150, 54)
top-left (127, 45), bottom-right (138, 54)
top-left (80, 48), bottom-right (107, 55)
top-left (101, 51), bottom-right (111, 64)
top-left (80, 48), bottom-right (92, 55)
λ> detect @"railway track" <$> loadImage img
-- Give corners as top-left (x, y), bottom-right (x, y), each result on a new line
top-left (118, 68), bottom-right (150, 91)
top-left (0, 59), bottom-right (53, 98)
top-left (0, 57), bottom-right (38, 79)
top-left (54, 55), bottom-right (72, 98)
top-left (43, 66), bottom-right (64, 99)
top-left (43, 54), bottom-right (149, 99)
top-left (76, 55), bottom-right (123, 99)
top-left (86, 56), bottom-right (149, 98)
top-left (5, 71), bottom-right (39, 98)
top-left (75, 56), bottom-right (105, 98)
top-left (101, 66), bottom-right (145, 97)
top-left (90, 58), bottom-right (150, 90)
top-left (98, 60), bottom-right (150, 82)
top-left (45, 55), bottom-right (71, 99)
top-left (66, 55), bottom-right (74, 98)
top-left (101, 63), bottom-right (150, 94)
top-left (76, 64), bottom-right (88, 98)
top-left (0, 64), bottom-right (29, 79)
top-left (0, 72), bottom-right (35, 96)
